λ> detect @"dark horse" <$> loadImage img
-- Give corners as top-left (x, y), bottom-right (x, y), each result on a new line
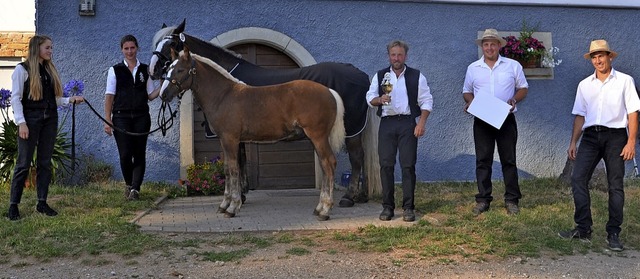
top-left (150, 21), bottom-right (377, 207)
top-left (161, 46), bottom-right (345, 220)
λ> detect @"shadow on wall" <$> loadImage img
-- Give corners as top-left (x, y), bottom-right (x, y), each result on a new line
top-left (418, 154), bottom-right (535, 182)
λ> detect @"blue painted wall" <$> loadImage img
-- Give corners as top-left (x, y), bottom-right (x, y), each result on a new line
top-left (36, 0), bottom-right (640, 183)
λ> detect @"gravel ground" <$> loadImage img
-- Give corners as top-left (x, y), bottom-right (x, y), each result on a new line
top-left (2, 232), bottom-right (640, 279)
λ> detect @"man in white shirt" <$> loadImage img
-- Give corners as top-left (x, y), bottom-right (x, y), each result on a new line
top-left (559, 40), bottom-right (640, 252)
top-left (366, 40), bottom-right (433, 222)
top-left (462, 29), bottom-right (529, 216)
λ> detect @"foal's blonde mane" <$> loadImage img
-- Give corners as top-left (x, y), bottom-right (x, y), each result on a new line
top-left (186, 52), bottom-right (246, 85)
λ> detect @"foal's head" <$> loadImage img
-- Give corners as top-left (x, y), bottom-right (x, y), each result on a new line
top-left (160, 46), bottom-right (195, 102)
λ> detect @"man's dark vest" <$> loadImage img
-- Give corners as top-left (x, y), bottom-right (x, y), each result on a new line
top-left (376, 65), bottom-right (421, 117)
top-left (112, 62), bottom-right (150, 113)
top-left (19, 62), bottom-right (57, 110)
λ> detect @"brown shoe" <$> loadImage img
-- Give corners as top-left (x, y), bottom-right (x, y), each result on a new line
top-left (402, 209), bottom-right (415, 222)
top-left (472, 202), bottom-right (490, 216)
top-left (505, 202), bottom-right (520, 215)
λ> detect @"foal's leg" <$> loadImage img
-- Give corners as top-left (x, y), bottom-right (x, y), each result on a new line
top-left (311, 139), bottom-right (337, 221)
top-left (339, 135), bottom-right (368, 207)
top-left (217, 141), bottom-right (243, 217)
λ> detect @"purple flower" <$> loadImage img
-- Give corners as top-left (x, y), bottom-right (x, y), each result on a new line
top-left (63, 79), bottom-right (84, 97)
top-left (0, 88), bottom-right (11, 109)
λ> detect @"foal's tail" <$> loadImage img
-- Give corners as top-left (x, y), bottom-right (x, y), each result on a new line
top-left (328, 89), bottom-right (346, 153)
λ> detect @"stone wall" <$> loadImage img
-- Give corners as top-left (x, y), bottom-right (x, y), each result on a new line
top-left (0, 32), bottom-right (33, 58)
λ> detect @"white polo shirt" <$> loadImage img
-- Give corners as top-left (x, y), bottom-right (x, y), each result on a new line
top-left (462, 56), bottom-right (528, 112)
top-left (572, 68), bottom-right (640, 130)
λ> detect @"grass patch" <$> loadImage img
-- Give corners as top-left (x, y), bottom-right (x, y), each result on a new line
top-left (286, 247), bottom-right (310, 256)
top-left (332, 178), bottom-right (640, 259)
top-left (0, 181), bottom-right (175, 260)
top-left (0, 177), bottom-right (638, 264)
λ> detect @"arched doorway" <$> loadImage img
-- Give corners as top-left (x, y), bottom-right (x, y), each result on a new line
top-left (191, 43), bottom-right (316, 190)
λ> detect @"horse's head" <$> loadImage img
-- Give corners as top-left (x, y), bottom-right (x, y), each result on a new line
top-left (160, 45), bottom-right (196, 102)
top-left (150, 19), bottom-right (186, 80)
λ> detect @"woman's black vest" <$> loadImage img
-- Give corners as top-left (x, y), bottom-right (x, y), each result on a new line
top-left (19, 62), bottom-right (57, 110)
top-left (376, 65), bottom-right (421, 117)
top-left (112, 62), bottom-right (150, 113)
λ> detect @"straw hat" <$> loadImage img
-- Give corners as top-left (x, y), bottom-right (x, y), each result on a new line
top-left (583, 39), bottom-right (618, 59)
top-left (475, 29), bottom-right (507, 47)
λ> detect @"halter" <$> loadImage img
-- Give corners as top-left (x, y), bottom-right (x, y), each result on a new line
top-left (168, 58), bottom-right (197, 99)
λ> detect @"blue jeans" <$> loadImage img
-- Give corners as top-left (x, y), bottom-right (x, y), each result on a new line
top-left (112, 112), bottom-right (151, 190)
top-left (571, 126), bottom-right (627, 234)
top-left (378, 115), bottom-right (417, 210)
top-left (473, 114), bottom-right (521, 205)
top-left (10, 108), bottom-right (58, 204)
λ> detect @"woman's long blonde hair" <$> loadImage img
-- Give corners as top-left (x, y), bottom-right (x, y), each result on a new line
top-left (25, 35), bottom-right (63, 100)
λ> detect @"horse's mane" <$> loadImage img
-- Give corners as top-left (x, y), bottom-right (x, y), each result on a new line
top-left (183, 33), bottom-right (242, 59)
top-left (153, 26), bottom-right (242, 59)
top-left (188, 52), bottom-right (246, 85)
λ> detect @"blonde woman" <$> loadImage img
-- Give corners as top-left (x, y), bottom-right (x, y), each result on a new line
top-left (7, 35), bottom-right (84, 221)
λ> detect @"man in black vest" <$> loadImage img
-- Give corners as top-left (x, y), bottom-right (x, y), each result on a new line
top-left (366, 40), bottom-right (433, 222)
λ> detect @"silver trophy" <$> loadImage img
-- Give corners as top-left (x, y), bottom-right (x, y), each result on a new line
top-left (381, 72), bottom-right (392, 105)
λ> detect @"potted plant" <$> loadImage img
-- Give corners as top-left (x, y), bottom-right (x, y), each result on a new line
top-left (179, 156), bottom-right (225, 196)
top-left (499, 20), bottom-right (547, 68)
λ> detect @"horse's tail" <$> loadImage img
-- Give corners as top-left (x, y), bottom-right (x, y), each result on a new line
top-left (362, 107), bottom-right (381, 196)
top-left (328, 89), bottom-right (346, 153)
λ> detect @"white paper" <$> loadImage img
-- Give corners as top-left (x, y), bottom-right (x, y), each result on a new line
top-left (467, 94), bottom-right (512, 129)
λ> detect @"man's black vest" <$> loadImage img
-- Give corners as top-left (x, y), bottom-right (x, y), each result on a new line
top-left (19, 62), bottom-right (57, 110)
top-left (112, 62), bottom-right (150, 113)
top-left (376, 65), bottom-right (421, 117)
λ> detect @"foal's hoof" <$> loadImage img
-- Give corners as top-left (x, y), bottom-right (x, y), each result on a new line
top-left (312, 209), bottom-right (320, 216)
top-left (338, 197), bottom-right (355, 208)
top-left (316, 214), bottom-right (330, 221)
top-left (217, 207), bottom-right (226, 214)
top-left (224, 211), bottom-right (236, 218)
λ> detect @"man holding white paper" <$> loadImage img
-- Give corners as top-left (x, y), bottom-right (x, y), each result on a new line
top-left (462, 28), bottom-right (529, 216)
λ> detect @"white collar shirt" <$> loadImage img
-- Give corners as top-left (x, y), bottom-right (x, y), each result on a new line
top-left (365, 66), bottom-right (433, 117)
top-left (462, 56), bottom-right (528, 112)
top-left (572, 68), bottom-right (640, 130)
top-left (105, 59), bottom-right (155, 95)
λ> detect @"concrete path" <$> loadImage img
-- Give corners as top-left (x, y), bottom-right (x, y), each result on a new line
top-left (134, 188), bottom-right (418, 233)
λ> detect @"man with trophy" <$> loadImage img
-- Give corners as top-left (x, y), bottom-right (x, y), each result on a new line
top-left (366, 40), bottom-right (433, 222)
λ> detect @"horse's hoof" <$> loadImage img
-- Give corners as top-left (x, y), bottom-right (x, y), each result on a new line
top-left (241, 194), bottom-right (246, 203)
top-left (217, 207), bottom-right (226, 214)
top-left (316, 214), bottom-right (330, 221)
top-left (224, 212), bottom-right (236, 218)
top-left (353, 195), bottom-right (369, 204)
top-left (313, 209), bottom-right (320, 216)
top-left (338, 198), bottom-right (355, 207)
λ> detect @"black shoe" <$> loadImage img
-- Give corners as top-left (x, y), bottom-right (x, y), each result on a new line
top-left (505, 202), bottom-right (520, 215)
top-left (403, 209), bottom-right (415, 222)
top-left (379, 208), bottom-right (394, 221)
top-left (124, 185), bottom-right (132, 198)
top-left (607, 233), bottom-right (624, 251)
top-left (7, 204), bottom-right (20, 221)
top-left (36, 202), bottom-right (58, 216)
top-left (472, 202), bottom-right (490, 215)
top-left (127, 189), bottom-right (140, 201)
top-left (558, 228), bottom-right (592, 240)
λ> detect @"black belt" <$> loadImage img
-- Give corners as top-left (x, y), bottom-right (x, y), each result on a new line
top-left (585, 125), bottom-right (625, 132)
top-left (382, 114), bottom-right (412, 120)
